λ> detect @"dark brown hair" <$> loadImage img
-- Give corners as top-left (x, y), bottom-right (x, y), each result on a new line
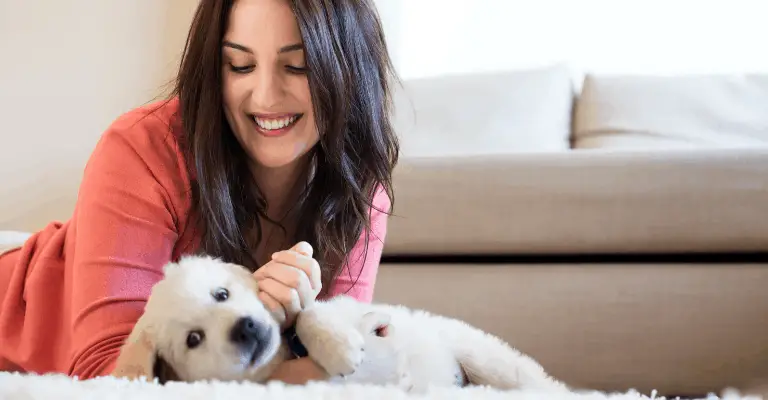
top-left (168, 0), bottom-right (399, 296)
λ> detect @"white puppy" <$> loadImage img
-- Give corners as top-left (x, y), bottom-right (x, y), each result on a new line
top-left (113, 255), bottom-right (567, 393)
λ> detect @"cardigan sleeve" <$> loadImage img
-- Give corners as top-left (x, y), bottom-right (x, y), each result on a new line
top-left (67, 123), bottom-right (182, 378)
top-left (325, 187), bottom-right (392, 303)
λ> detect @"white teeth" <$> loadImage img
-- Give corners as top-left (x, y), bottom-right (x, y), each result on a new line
top-left (254, 115), bottom-right (299, 130)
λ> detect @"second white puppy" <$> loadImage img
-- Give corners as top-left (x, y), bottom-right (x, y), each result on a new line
top-left (112, 255), bottom-right (567, 393)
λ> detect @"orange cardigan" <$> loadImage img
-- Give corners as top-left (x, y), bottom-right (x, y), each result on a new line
top-left (0, 98), bottom-right (390, 379)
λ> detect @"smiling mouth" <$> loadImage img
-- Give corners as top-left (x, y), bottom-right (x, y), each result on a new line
top-left (250, 113), bottom-right (302, 136)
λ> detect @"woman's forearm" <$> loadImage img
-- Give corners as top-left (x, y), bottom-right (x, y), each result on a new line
top-left (268, 357), bottom-right (329, 385)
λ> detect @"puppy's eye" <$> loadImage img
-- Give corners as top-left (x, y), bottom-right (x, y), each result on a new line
top-left (212, 287), bottom-right (229, 302)
top-left (187, 330), bottom-right (205, 349)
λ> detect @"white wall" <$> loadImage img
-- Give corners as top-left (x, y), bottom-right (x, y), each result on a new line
top-left (0, 0), bottom-right (197, 231)
top-left (375, 0), bottom-right (768, 81)
top-left (2, 0), bottom-right (767, 231)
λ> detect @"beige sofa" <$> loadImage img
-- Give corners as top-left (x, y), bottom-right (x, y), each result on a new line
top-left (372, 66), bottom-right (768, 397)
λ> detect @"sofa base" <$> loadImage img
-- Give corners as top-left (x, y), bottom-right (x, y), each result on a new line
top-left (373, 261), bottom-right (768, 397)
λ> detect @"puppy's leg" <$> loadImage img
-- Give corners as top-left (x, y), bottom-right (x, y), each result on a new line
top-left (429, 314), bottom-right (568, 391)
top-left (295, 296), bottom-right (367, 377)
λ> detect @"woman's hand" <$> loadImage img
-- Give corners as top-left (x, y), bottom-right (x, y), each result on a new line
top-left (253, 241), bottom-right (322, 329)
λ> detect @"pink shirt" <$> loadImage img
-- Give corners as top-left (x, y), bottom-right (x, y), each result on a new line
top-left (0, 97), bottom-right (390, 379)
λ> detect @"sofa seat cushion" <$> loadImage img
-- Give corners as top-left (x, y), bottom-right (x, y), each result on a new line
top-left (373, 262), bottom-right (768, 394)
top-left (383, 148), bottom-right (768, 256)
top-left (573, 73), bottom-right (768, 150)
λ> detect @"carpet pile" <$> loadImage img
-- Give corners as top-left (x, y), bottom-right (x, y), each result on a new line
top-left (0, 372), bottom-right (762, 400)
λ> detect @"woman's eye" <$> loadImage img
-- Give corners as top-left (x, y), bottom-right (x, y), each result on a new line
top-left (229, 64), bottom-right (254, 73)
top-left (286, 65), bottom-right (308, 74)
top-left (212, 287), bottom-right (229, 302)
top-left (186, 330), bottom-right (205, 349)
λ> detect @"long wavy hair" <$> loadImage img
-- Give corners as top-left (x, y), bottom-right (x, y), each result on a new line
top-left (169, 0), bottom-right (399, 297)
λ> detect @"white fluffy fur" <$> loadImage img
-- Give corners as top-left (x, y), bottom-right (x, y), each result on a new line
top-left (296, 293), bottom-right (567, 392)
top-left (113, 254), bottom-right (567, 393)
top-left (0, 372), bottom-right (761, 400)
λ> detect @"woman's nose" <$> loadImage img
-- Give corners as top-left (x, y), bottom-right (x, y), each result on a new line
top-left (251, 68), bottom-right (285, 109)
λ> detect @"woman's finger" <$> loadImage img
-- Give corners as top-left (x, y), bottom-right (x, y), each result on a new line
top-left (254, 262), bottom-right (314, 306)
top-left (258, 278), bottom-right (302, 324)
top-left (252, 262), bottom-right (270, 281)
top-left (258, 289), bottom-right (286, 326)
top-left (256, 260), bottom-right (304, 288)
top-left (291, 241), bottom-right (314, 257)
top-left (271, 250), bottom-right (322, 294)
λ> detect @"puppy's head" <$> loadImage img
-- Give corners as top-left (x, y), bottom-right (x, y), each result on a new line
top-left (113, 255), bottom-right (282, 383)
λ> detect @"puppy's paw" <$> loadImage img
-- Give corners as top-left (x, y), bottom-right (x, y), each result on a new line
top-left (297, 313), bottom-right (365, 377)
top-left (315, 327), bottom-right (365, 377)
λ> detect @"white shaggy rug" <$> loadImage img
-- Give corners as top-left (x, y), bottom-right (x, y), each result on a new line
top-left (0, 372), bottom-right (762, 400)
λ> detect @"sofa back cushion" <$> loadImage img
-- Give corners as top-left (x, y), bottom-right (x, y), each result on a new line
top-left (391, 65), bottom-right (575, 157)
top-left (573, 73), bottom-right (768, 149)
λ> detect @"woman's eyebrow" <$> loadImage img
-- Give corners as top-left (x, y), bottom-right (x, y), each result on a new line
top-left (222, 40), bottom-right (252, 54)
top-left (221, 41), bottom-right (303, 54)
top-left (278, 43), bottom-right (304, 53)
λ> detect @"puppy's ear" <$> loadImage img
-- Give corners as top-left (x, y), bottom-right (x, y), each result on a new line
top-left (112, 329), bottom-right (159, 381)
top-left (359, 311), bottom-right (393, 337)
top-left (152, 354), bottom-right (180, 384)
top-left (112, 328), bottom-right (181, 384)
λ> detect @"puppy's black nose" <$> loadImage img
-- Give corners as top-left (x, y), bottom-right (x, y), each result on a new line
top-left (229, 316), bottom-right (271, 349)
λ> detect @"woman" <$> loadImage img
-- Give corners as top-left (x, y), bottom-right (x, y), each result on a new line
top-left (0, 0), bottom-right (399, 384)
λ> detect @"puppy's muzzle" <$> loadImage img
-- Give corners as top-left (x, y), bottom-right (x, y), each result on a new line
top-left (229, 316), bottom-right (272, 362)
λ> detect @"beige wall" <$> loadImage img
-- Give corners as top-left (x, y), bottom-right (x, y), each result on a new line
top-left (0, 0), bottom-right (197, 231)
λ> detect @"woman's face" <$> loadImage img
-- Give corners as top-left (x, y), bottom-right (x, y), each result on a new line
top-left (222, 0), bottom-right (318, 172)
